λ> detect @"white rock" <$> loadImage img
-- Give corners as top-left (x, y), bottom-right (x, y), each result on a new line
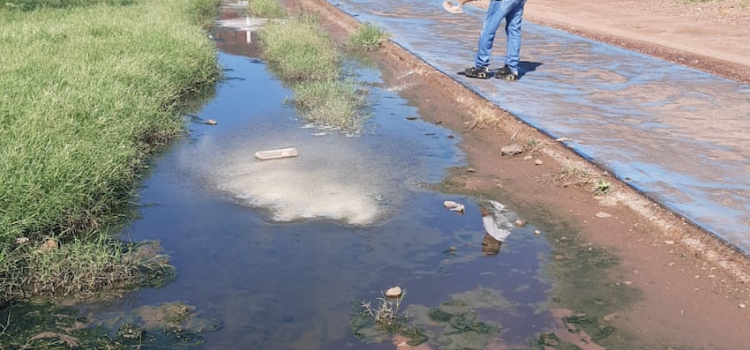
top-left (523, 155), bottom-right (532, 161)
top-left (255, 148), bottom-right (298, 160)
top-left (664, 240), bottom-right (675, 245)
top-left (385, 286), bottom-right (403, 298)
top-left (534, 159), bottom-right (543, 165)
top-left (534, 230), bottom-right (541, 235)
top-left (443, 201), bottom-right (465, 212)
top-left (595, 212), bottom-right (612, 218)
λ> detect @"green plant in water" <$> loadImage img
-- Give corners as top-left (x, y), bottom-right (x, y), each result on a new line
top-left (247, 0), bottom-right (286, 19)
top-left (292, 80), bottom-right (367, 131)
top-left (359, 290), bottom-right (407, 330)
top-left (349, 23), bottom-right (390, 50)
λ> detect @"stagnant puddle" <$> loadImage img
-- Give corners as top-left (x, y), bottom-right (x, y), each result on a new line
top-left (2, 4), bottom-right (637, 350)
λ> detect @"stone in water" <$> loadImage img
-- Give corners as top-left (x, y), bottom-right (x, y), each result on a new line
top-left (255, 148), bottom-right (298, 160)
top-left (385, 286), bottom-right (402, 298)
top-left (443, 201), bottom-right (465, 212)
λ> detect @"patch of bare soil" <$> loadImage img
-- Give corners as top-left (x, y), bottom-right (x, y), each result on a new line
top-left (288, 0), bottom-right (750, 348)
top-left (517, 0), bottom-right (750, 83)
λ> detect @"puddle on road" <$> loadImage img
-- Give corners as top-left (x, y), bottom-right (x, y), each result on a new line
top-left (101, 5), bottom-right (558, 349)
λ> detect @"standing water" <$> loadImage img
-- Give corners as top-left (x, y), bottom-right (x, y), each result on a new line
top-left (80, 3), bottom-right (562, 350)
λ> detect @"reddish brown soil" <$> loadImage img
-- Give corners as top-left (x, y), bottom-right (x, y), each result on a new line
top-left (520, 0), bottom-right (750, 84)
top-left (288, 0), bottom-right (750, 348)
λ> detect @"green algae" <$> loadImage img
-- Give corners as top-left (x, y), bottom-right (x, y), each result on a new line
top-left (351, 286), bottom-right (510, 350)
top-left (0, 301), bottom-right (219, 349)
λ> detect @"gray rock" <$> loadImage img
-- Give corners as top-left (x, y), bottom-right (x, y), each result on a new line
top-left (501, 144), bottom-right (523, 156)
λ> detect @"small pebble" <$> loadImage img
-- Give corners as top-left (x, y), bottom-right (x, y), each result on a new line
top-left (467, 168), bottom-right (476, 173)
top-left (205, 119), bottom-right (217, 125)
top-left (665, 240), bottom-right (675, 245)
top-left (523, 155), bottom-right (532, 161)
top-left (535, 159), bottom-right (543, 165)
top-left (406, 116), bottom-right (417, 120)
top-left (740, 304), bottom-right (746, 309)
top-left (534, 230), bottom-right (541, 235)
top-left (449, 246), bottom-right (457, 252)
top-left (595, 212), bottom-right (612, 218)
top-left (447, 135), bottom-right (455, 139)
top-left (514, 220), bottom-right (525, 227)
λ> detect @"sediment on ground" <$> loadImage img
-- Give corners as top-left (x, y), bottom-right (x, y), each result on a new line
top-left (0, 0), bottom-right (220, 301)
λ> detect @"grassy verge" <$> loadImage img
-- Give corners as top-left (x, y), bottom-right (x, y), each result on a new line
top-left (258, 9), bottom-right (374, 131)
top-left (247, 0), bottom-right (286, 18)
top-left (0, 0), bottom-right (219, 301)
top-left (259, 15), bottom-right (339, 81)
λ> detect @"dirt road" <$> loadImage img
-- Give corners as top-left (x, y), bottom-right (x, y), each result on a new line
top-left (522, 0), bottom-right (750, 83)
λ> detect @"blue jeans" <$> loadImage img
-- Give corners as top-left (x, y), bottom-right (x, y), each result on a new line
top-left (474, 0), bottom-right (528, 73)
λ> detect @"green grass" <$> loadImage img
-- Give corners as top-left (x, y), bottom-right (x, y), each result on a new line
top-left (348, 23), bottom-right (390, 51)
top-left (258, 14), bottom-right (371, 131)
top-left (293, 80), bottom-right (367, 130)
top-left (0, 0), bottom-right (219, 299)
top-left (259, 15), bottom-right (339, 81)
top-left (247, 0), bottom-right (286, 19)
top-left (0, 0), bottom-right (133, 11)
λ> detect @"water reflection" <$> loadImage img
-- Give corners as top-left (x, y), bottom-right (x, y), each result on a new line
top-left (479, 200), bottom-right (518, 256)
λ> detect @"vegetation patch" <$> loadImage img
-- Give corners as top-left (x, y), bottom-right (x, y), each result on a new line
top-left (0, 0), bottom-right (218, 301)
top-left (351, 287), bottom-right (508, 350)
top-left (247, 0), bottom-right (286, 18)
top-left (259, 15), bottom-right (339, 81)
top-left (292, 80), bottom-right (367, 130)
top-left (258, 10), bottom-right (374, 131)
top-left (349, 23), bottom-right (390, 51)
top-left (0, 301), bottom-right (219, 349)
top-left (0, 238), bottom-right (174, 302)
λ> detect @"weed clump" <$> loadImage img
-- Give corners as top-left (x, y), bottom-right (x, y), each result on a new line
top-left (293, 80), bottom-right (367, 130)
top-left (259, 16), bottom-right (339, 81)
top-left (349, 23), bottom-right (390, 50)
top-left (247, 0), bottom-right (286, 19)
top-left (593, 179), bottom-right (612, 195)
top-left (0, 237), bottom-right (173, 302)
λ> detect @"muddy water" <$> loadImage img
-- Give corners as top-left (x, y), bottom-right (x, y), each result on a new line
top-left (85, 5), bottom-right (561, 350)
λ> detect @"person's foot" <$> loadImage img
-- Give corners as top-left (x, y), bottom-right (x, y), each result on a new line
top-left (496, 65), bottom-right (519, 81)
top-left (463, 66), bottom-right (490, 79)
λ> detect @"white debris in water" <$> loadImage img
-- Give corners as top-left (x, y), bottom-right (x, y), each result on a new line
top-left (443, 201), bottom-right (465, 212)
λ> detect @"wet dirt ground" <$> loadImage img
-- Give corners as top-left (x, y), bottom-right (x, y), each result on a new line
top-left (7, 2), bottom-right (749, 350)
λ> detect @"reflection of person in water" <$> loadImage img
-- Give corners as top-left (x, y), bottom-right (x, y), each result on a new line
top-left (482, 233), bottom-right (502, 256)
top-left (480, 201), bottom-right (516, 256)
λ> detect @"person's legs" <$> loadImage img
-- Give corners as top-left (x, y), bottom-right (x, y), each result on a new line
top-left (473, 0), bottom-right (505, 69)
top-left (503, 0), bottom-right (527, 74)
